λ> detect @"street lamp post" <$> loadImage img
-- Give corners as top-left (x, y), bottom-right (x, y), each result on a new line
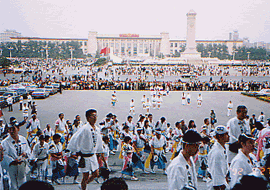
top-left (247, 52), bottom-right (250, 61)
top-left (233, 50), bottom-right (238, 61)
top-left (69, 46), bottom-right (74, 60)
top-left (8, 47), bottom-right (13, 59)
top-left (208, 51), bottom-right (211, 58)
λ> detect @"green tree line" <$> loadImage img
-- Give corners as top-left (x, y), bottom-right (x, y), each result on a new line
top-left (0, 41), bottom-right (85, 59)
top-left (171, 43), bottom-right (269, 60)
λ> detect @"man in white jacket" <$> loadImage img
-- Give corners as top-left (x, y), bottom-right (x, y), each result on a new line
top-left (167, 130), bottom-right (202, 190)
top-left (208, 125), bottom-right (230, 190)
top-left (67, 109), bottom-right (103, 190)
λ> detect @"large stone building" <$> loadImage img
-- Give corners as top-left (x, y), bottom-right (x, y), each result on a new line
top-left (10, 32), bottom-right (243, 57)
top-left (0, 29), bottom-right (22, 43)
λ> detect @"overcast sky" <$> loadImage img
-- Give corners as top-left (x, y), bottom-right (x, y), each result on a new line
top-left (1, 0), bottom-right (269, 42)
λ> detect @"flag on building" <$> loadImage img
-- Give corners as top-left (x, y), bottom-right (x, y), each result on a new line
top-left (100, 47), bottom-right (110, 55)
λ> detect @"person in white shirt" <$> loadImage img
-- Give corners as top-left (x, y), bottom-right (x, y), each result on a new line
top-left (67, 109), bottom-right (103, 190)
top-left (208, 125), bottom-right (230, 190)
top-left (182, 92), bottom-right (186, 105)
top-left (141, 95), bottom-right (146, 109)
top-left (155, 117), bottom-right (167, 134)
top-left (27, 93), bottom-right (32, 108)
top-left (152, 94), bottom-right (157, 110)
top-left (227, 100), bottom-right (233, 117)
top-left (22, 103), bottom-right (29, 119)
top-left (227, 105), bottom-right (250, 164)
top-left (26, 114), bottom-right (41, 139)
top-left (167, 130), bottom-right (202, 190)
top-left (2, 122), bottom-right (32, 190)
top-left (7, 95), bottom-right (13, 112)
top-left (258, 112), bottom-right (266, 126)
top-left (124, 116), bottom-right (135, 134)
top-left (19, 95), bottom-right (23, 111)
top-left (229, 134), bottom-right (257, 189)
top-left (55, 113), bottom-right (68, 136)
top-left (129, 99), bottom-right (135, 115)
top-left (156, 94), bottom-right (163, 110)
top-left (145, 129), bottom-right (167, 174)
top-left (43, 124), bottom-right (54, 138)
top-left (197, 93), bottom-right (203, 107)
top-left (187, 92), bottom-right (191, 105)
top-left (144, 98), bottom-right (151, 114)
top-left (32, 135), bottom-right (49, 181)
top-left (49, 134), bottom-right (64, 185)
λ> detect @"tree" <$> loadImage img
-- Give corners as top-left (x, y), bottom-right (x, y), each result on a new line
top-left (0, 56), bottom-right (11, 68)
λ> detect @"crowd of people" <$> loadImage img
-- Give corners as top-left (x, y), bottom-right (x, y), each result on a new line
top-left (0, 91), bottom-right (269, 190)
top-left (0, 59), bottom-right (269, 93)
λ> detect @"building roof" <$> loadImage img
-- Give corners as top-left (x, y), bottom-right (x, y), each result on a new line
top-left (10, 37), bottom-right (88, 41)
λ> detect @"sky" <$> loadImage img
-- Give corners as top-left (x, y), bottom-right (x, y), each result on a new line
top-left (1, 0), bottom-right (270, 43)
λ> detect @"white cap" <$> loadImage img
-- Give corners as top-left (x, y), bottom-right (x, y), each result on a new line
top-left (214, 125), bottom-right (228, 135)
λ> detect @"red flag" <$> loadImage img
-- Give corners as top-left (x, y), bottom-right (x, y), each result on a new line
top-left (100, 47), bottom-right (110, 55)
top-left (0, 109), bottom-right (3, 118)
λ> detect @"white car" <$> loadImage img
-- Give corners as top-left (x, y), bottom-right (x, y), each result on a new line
top-left (256, 89), bottom-right (270, 96)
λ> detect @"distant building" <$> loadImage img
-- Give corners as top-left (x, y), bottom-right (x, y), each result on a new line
top-left (0, 29), bottom-right (22, 43)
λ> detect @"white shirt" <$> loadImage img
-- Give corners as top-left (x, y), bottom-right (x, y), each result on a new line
top-left (27, 95), bottom-right (32, 102)
top-left (208, 141), bottom-right (229, 187)
top-left (197, 95), bottom-right (202, 102)
top-left (49, 141), bottom-right (63, 154)
top-left (2, 135), bottom-right (31, 165)
top-left (173, 128), bottom-right (183, 142)
top-left (130, 101), bottom-right (135, 108)
top-left (67, 123), bottom-right (103, 154)
top-left (227, 117), bottom-right (250, 144)
top-left (167, 151), bottom-right (197, 190)
top-left (227, 103), bottom-right (233, 109)
top-left (156, 120), bottom-right (167, 131)
top-left (33, 142), bottom-right (49, 159)
top-left (229, 150), bottom-right (256, 188)
top-left (125, 121), bottom-right (135, 132)
top-left (28, 118), bottom-right (41, 132)
top-left (258, 114), bottom-right (266, 125)
top-left (150, 135), bottom-right (166, 155)
top-left (7, 97), bottom-right (13, 105)
top-left (55, 118), bottom-right (66, 132)
top-left (43, 128), bottom-right (54, 137)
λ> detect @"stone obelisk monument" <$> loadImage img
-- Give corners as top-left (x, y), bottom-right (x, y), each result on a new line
top-left (181, 10), bottom-right (201, 62)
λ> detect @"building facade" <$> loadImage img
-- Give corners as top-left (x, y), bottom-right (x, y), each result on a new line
top-left (0, 29), bottom-right (22, 43)
top-left (10, 31), bottom-right (244, 57)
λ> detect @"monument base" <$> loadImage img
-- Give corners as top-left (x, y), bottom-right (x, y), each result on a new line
top-left (181, 52), bottom-right (202, 59)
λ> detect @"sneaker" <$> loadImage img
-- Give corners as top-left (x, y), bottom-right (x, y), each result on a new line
top-left (131, 176), bottom-right (138, 181)
top-left (110, 151), bottom-right (115, 155)
top-left (163, 170), bottom-right (167, 175)
top-left (151, 169), bottom-right (155, 174)
top-left (30, 174), bottom-right (37, 179)
top-left (46, 179), bottom-right (52, 183)
top-left (73, 180), bottom-right (79, 184)
top-left (53, 179), bottom-right (61, 185)
top-left (197, 174), bottom-right (203, 179)
top-left (143, 170), bottom-right (149, 174)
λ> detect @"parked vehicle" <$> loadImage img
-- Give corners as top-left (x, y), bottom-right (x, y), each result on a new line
top-left (2, 91), bottom-right (20, 103)
top-left (0, 96), bottom-right (8, 108)
top-left (31, 88), bottom-right (49, 99)
top-left (7, 84), bottom-right (27, 98)
top-left (0, 87), bottom-right (7, 95)
top-left (44, 85), bottom-right (58, 95)
top-left (51, 83), bottom-right (61, 92)
top-left (255, 89), bottom-right (270, 96)
top-left (25, 85), bottom-right (38, 94)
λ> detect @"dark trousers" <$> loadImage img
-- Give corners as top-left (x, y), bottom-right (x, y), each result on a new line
top-left (8, 104), bottom-right (13, 112)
